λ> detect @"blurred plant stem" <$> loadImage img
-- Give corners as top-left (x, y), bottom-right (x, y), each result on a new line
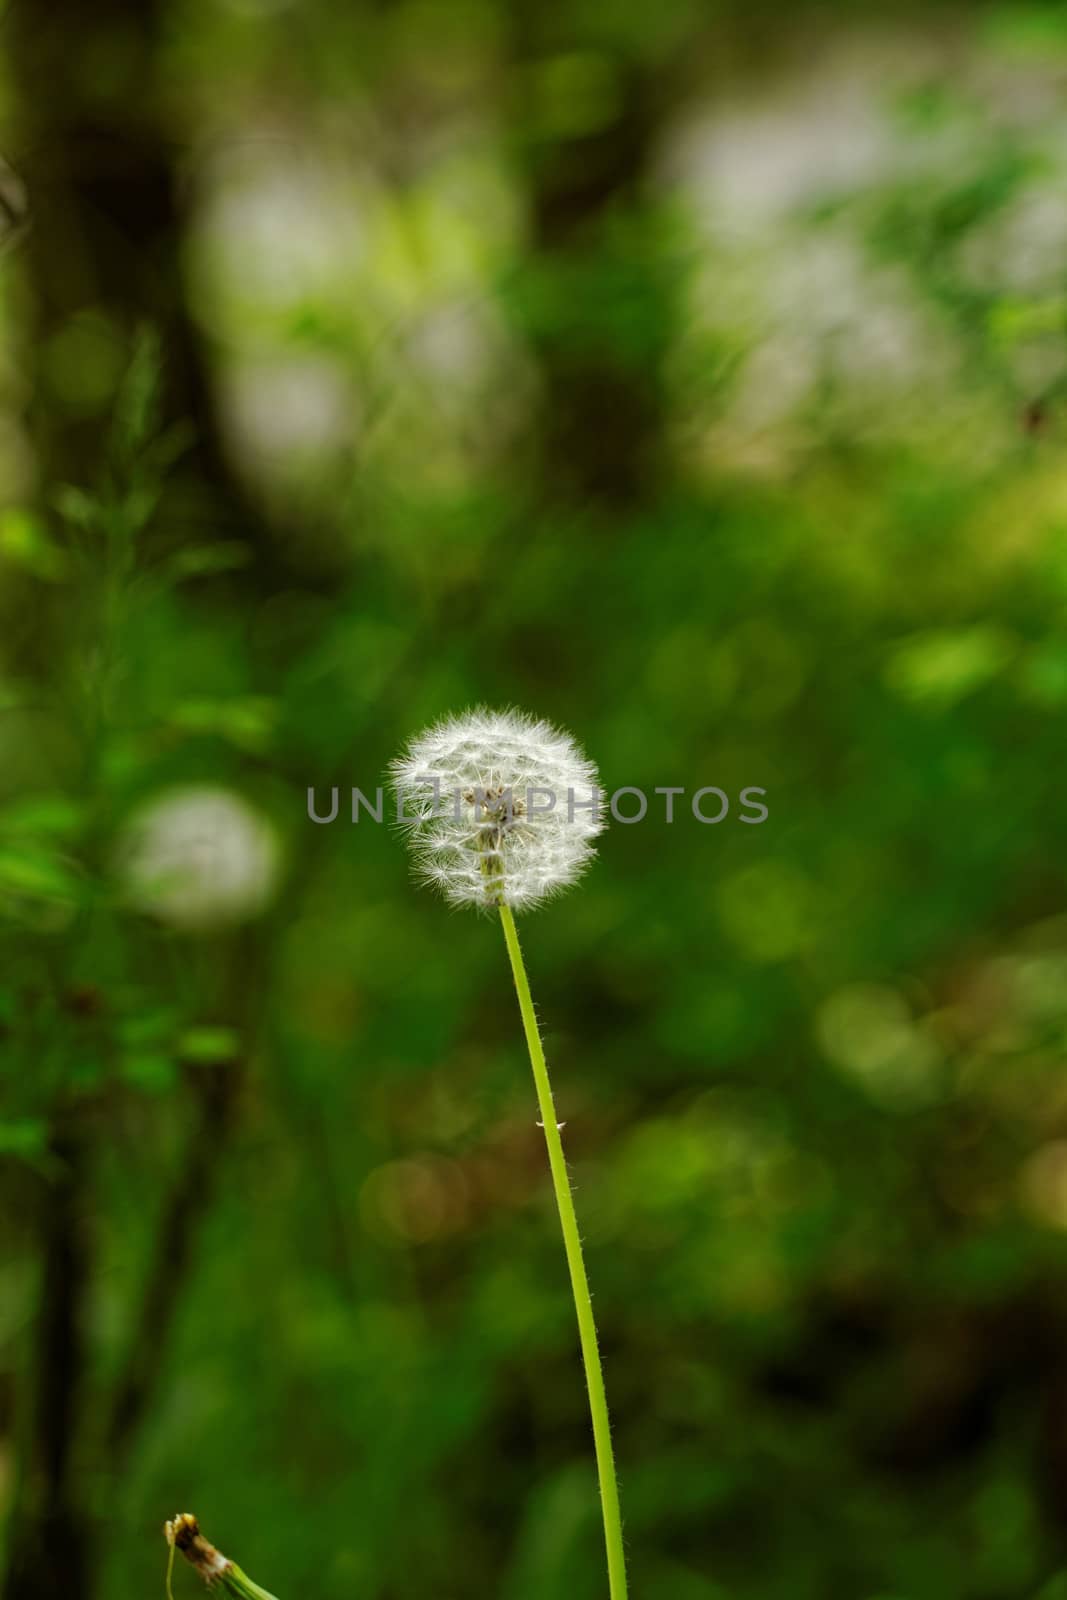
top-left (107, 1060), bottom-right (243, 1473)
top-left (1, 1115), bottom-right (92, 1599)
top-left (166, 1515), bottom-right (279, 1599)
top-left (498, 903), bottom-right (628, 1600)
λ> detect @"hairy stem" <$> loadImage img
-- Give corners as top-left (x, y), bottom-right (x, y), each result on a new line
top-left (498, 903), bottom-right (628, 1599)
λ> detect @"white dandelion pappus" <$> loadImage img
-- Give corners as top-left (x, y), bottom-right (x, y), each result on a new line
top-left (391, 707), bottom-right (604, 911)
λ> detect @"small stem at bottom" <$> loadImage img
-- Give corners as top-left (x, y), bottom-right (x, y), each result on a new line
top-left (165, 1515), bottom-right (280, 1600)
top-left (498, 902), bottom-right (628, 1600)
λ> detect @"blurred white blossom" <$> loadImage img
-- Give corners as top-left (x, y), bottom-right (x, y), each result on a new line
top-left (117, 786), bottom-right (281, 930)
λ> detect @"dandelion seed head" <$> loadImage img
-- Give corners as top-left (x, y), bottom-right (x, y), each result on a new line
top-left (391, 707), bottom-right (603, 911)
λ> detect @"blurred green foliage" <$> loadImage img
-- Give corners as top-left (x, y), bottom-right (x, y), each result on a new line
top-left (3, 3), bottom-right (1067, 1599)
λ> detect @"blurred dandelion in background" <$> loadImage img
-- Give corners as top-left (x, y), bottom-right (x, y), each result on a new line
top-left (116, 786), bottom-right (281, 930)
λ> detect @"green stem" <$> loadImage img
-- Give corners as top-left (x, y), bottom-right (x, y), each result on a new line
top-left (219, 1566), bottom-right (280, 1600)
top-left (498, 903), bottom-right (628, 1600)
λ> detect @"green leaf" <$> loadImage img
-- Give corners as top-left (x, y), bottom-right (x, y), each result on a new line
top-left (0, 509), bottom-right (69, 581)
top-left (988, 296), bottom-right (1067, 343)
top-left (163, 541), bottom-right (252, 582)
top-left (110, 324), bottom-right (163, 460)
top-left (52, 484), bottom-right (100, 531)
top-left (884, 626), bottom-right (1015, 708)
top-left (118, 1009), bottom-right (176, 1046)
top-left (0, 1119), bottom-right (48, 1157)
top-left (178, 1026), bottom-right (241, 1063)
top-left (0, 794), bottom-right (85, 838)
top-left (0, 846), bottom-right (83, 903)
top-left (168, 696), bottom-right (278, 753)
top-left (122, 1052), bottom-right (178, 1093)
top-left (119, 480), bottom-right (162, 536)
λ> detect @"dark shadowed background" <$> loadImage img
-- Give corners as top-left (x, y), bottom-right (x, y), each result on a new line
top-left (3, 3), bottom-right (1067, 1597)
